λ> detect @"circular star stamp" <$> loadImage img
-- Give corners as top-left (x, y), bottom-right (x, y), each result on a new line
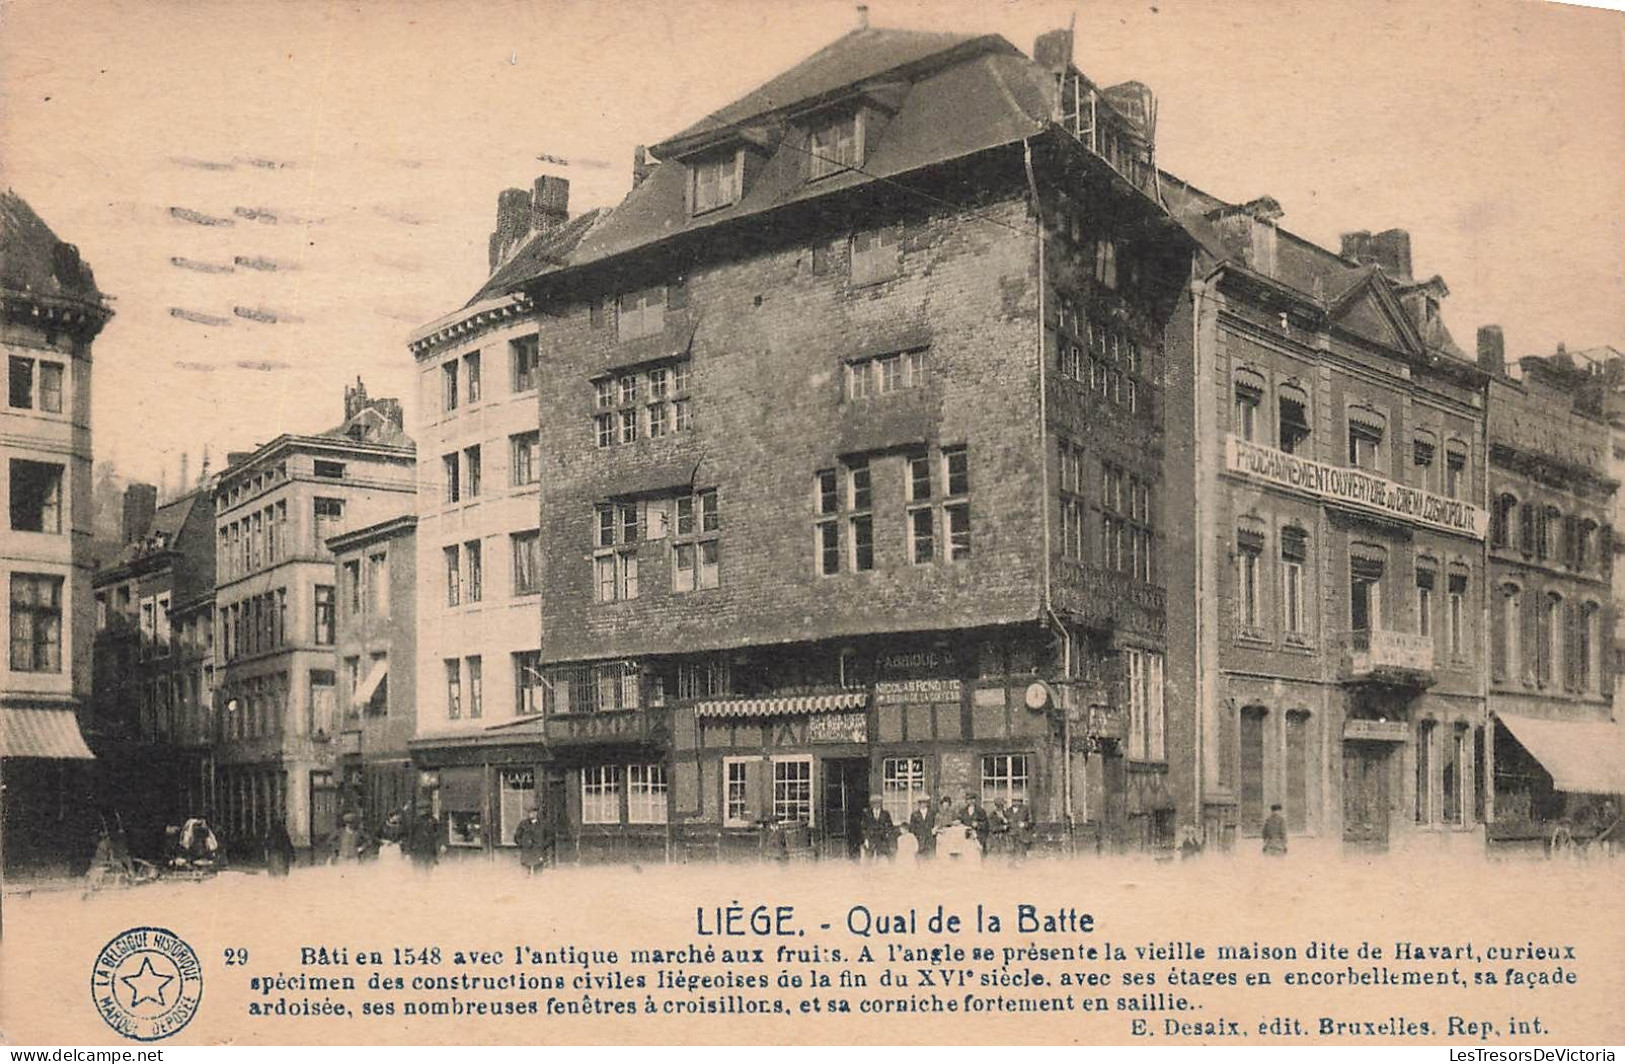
top-left (90, 927), bottom-right (204, 1041)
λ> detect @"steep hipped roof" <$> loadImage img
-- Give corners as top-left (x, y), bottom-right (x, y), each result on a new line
top-left (97, 491), bottom-right (202, 574)
top-left (0, 189), bottom-right (105, 305)
top-left (653, 27), bottom-right (1004, 154)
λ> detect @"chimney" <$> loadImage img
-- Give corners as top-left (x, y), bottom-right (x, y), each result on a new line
top-left (1340, 228), bottom-right (1411, 279)
top-left (856, 4), bottom-right (869, 30)
top-left (1033, 27), bottom-right (1075, 74)
top-left (1476, 325), bottom-right (1505, 377)
top-left (123, 483), bottom-right (158, 545)
top-left (1340, 230), bottom-right (1374, 266)
top-left (1211, 197), bottom-right (1283, 278)
top-left (531, 175), bottom-right (569, 234)
top-left (632, 145), bottom-right (653, 189)
top-left (344, 375), bottom-right (370, 421)
top-left (487, 187), bottom-right (533, 273)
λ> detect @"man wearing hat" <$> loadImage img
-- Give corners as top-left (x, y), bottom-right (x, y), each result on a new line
top-left (513, 803), bottom-right (553, 876)
top-left (907, 797), bottom-right (936, 860)
top-left (1262, 803), bottom-right (1288, 856)
top-left (859, 794), bottom-right (897, 862)
top-left (961, 791), bottom-right (990, 853)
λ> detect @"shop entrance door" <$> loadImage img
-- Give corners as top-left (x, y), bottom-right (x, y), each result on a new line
top-left (821, 758), bottom-right (868, 859)
top-left (1342, 742), bottom-right (1390, 848)
top-left (309, 770), bottom-right (338, 857)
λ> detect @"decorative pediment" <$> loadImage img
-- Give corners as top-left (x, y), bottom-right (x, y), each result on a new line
top-left (1328, 268), bottom-right (1423, 356)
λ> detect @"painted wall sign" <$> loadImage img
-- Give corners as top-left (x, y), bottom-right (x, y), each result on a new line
top-left (1227, 435), bottom-right (1488, 539)
top-left (874, 678), bottom-right (962, 705)
top-left (875, 649), bottom-right (956, 679)
top-left (807, 712), bottom-right (869, 744)
top-left (1343, 718), bottom-right (1411, 742)
top-left (545, 711), bottom-right (645, 745)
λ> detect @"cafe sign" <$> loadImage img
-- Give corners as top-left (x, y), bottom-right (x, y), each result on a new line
top-left (807, 712), bottom-right (869, 744)
top-left (1227, 436), bottom-right (1487, 540)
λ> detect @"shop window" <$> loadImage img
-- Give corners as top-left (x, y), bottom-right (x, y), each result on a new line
top-left (628, 764), bottom-right (668, 824)
top-left (980, 753), bottom-right (1030, 807)
top-left (773, 757), bottom-right (814, 825)
top-left (9, 459), bottom-right (63, 533)
top-left (882, 757), bottom-right (926, 823)
top-left (498, 769), bottom-right (534, 846)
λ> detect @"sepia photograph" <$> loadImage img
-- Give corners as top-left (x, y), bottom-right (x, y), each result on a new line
top-left (0, 0), bottom-right (1622, 1049)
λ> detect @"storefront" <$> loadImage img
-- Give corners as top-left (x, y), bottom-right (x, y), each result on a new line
top-left (408, 721), bottom-right (548, 860)
top-left (1489, 711), bottom-right (1624, 856)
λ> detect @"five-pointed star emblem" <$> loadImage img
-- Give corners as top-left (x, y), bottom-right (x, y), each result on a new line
top-left (119, 957), bottom-right (175, 1008)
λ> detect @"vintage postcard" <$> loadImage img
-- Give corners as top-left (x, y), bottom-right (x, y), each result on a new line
top-left (1, 0), bottom-right (1622, 1049)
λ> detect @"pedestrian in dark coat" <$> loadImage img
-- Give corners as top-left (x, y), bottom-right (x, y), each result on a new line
top-left (961, 792), bottom-right (990, 852)
top-left (1262, 804), bottom-right (1288, 856)
top-left (859, 796), bottom-right (896, 860)
top-left (1008, 797), bottom-right (1035, 861)
top-left (265, 820), bottom-right (295, 878)
top-left (987, 799), bottom-right (1010, 857)
top-left (907, 798), bottom-right (936, 859)
top-left (513, 807), bottom-right (552, 875)
top-left (407, 804), bottom-right (441, 870)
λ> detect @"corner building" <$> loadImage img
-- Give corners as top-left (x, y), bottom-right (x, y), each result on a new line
top-left (500, 27), bottom-right (1194, 859)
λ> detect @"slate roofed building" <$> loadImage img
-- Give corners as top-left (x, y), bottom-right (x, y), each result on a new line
top-left (471, 24), bottom-right (1198, 860)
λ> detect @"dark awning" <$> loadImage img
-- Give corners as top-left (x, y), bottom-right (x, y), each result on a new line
top-left (1, 707), bottom-right (95, 760)
top-left (1496, 713), bottom-right (1625, 795)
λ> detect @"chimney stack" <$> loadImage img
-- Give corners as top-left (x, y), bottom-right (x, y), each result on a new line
top-left (1033, 27), bottom-right (1075, 74)
top-left (632, 145), bottom-right (653, 189)
top-left (123, 483), bottom-right (158, 545)
top-left (531, 175), bottom-right (569, 234)
top-left (1340, 228), bottom-right (1412, 279)
top-left (487, 187), bottom-right (533, 273)
top-left (1476, 325), bottom-right (1505, 377)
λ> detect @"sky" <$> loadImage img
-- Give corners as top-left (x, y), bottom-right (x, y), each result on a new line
top-left (2, 0), bottom-right (1621, 488)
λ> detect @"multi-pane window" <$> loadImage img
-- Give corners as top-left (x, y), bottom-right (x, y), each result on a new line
top-left (582, 766), bottom-right (620, 825)
top-left (445, 659), bottom-right (462, 719)
top-left (672, 489), bottom-right (720, 592)
top-left (464, 539), bottom-right (483, 603)
top-left (1101, 463), bottom-right (1149, 579)
top-left (1055, 298), bottom-right (1147, 417)
top-left (906, 455), bottom-right (934, 564)
top-left (444, 545), bottom-right (462, 606)
top-left (881, 756), bottom-right (926, 822)
top-left (313, 584), bottom-right (335, 645)
top-left (512, 530), bottom-right (541, 595)
top-left (9, 356), bottom-right (65, 413)
top-left (593, 359), bottom-right (691, 448)
top-left (1059, 439), bottom-right (1087, 560)
top-left (848, 459), bottom-right (873, 572)
top-left (510, 335), bottom-right (540, 392)
top-left (9, 573), bottom-right (62, 672)
top-left (514, 651), bottom-right (543, 716)
top-left (9, 459), bottom-right (63, 533)
top-left (464, 445), bottom-right (482, 499)
top-left (464, 351), bottom-right (482, 403)
top-left (773, 758), bottom-right (814, 824)
top-left (1236, 529), bottom-right (1263, 633)
top-left (725, 760), bottom-right (752, 826)
top-left (627, 764), bottom-right (668, 824)
top-left (314, 497), bottom-right (344, 539)
top-left (943, 447), bottom-right (971, 562)
top-left (814, 469), bottom-right (840, 577)
top-left (1281, 527), bottom-right (1308, 639)
top-left (1124, 648), bottom-right (1166, 761)
top-left (980, 754), bottom-right (1030, 806)
top-left (507, 431), bottom-right (540, 487)
top-left (443, 454), bottom-right (461, 504)
top-left (593, 502), bottom-right (640, 602)
top-left (691, 152), bottom-right (740, 214)
top-left (808, 113), bottom-right (860, 179)
top-left (845, 349), bottom-right (925, 400)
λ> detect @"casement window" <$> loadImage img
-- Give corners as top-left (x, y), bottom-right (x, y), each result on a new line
top-left (943, 447), bottom-right (971, 562)
top-left (881, 756), bottom-right (926, 823)
top-left (464, 540), bottom-right (483, 603)
top-left (464, 445), bottom-right (482, 499)
top-left (808, 113), bottom-right (860, 180)
top-left (313, 584), bottom-right (335, 645)
top-left (1281, 527), bottom-right (1308, 640)
top-left (1102, 463), bottom-right (1149, 578)
top-left (1540, 507), bottom-right (1561, 561)
top-left (1494, 583), bottom-right (1522, 683)
top-left (671, 489), bottom-right (720, 592)
top-left (691, 152), bottom-right (741, 214)
top-left (344, 560), bottom-right (362, 614)
top-left (592, 359), bottom-right (691, 448)
top-left (847, 459), bottom-right (874, 571)
top-left (845, 349), bottom-right (925, 400)
top-left (980, 754), bottom-right (1031, 806)
top-left (1278, 384), bottom-right (1311, 455)
top-left (1058, 439), bottom-right (1087, 560)
top-left (444, 658), bottom-right (463, 720)
top-left (1415, 563), bottom-right (1436, 638)
top-left (1577, 602), bottom-right (1599, 693)
top-left (1413, 432), bottom-right (1437, 492)
top-left (628, 764), bottom-right (668, 824)
top-left (581, 765), bottom-right (620, 825)
top-left (1124, 649), bottom-right (1165, 761)
top-left (443, 454), bottom-right (461, 504)
top-left (511, 335), bottom-right (540, 392)
top-left (511, 530), bottom-right (541, 595)
top-left (514, 651), bottom-right (543, 716)
top-left (677, 658), bottom-right (732, 701)
top-left (1445, 443), bottom-right (1467, 500)
top-left (9, 573), bottom-right (63, 672)
top-left (851, 224), bottom-right (903, 286)
top-left (1445, 571), bottom-right (1466, 660)
top-left (1094, 238), bottom-right (1119, 289)
top-left (466, 655), bottom-right (483, 719)
top-left (773, 757), bottom-right (815, 825)
top-left (814, 469), bottom-right (840, 577)
top-left (9, 459), bottom-right (63, 533)
top-left (1235, 370), bottom-right (1261, 441)
top-left (1056, 304), bottom-right (1147, 417)
top-left (444, 545), bottom-right (462, 607)
top-left (1347, 408), bottom-right (1385, 471)
top-left (593, 501), bottom-right (641, 602)
top-left (9, 356), bottom-right (66, 413)
top-left (464, 351), bottom-right (482, 403)
top-left (1236, 529), bottom-right (1263, 633)
top-left (906, 455), bottom-right (934, 564)
top-left (442, 360), bottom-right (459, 412)
top-left (1415, 720), bottom-right (1435, 824)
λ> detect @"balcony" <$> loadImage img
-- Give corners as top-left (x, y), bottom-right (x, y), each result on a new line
top-left (1342, 629), bottom-right (1434, 688)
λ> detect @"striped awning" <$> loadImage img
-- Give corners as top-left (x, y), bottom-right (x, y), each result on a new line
top-left (0, 707), bottom-right (96, 760)
top-left (694, 692), bottom-right (869, 720)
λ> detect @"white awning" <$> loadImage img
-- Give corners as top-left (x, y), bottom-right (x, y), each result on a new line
top-left (695, 692), bottom-right (869, 720)
top-left (0, 707), bottom-right (96, 760)
top-left (351, 658), bottom-right (388, 710)
top-left (1496, 712), bottom-right (1625, 795)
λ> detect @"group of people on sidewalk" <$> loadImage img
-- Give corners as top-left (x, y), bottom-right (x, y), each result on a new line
top-left (858, 792), bottom-right (1035, 862)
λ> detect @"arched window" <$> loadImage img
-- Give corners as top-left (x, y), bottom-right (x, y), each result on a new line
top-left (1537, 592), bottom-right (1563, 687)
top-left (1493, 583), bottom-right (1521, 683)
top-left (1491, 493), bottom-right (1516, 550)
top-left (1284, 710), bottom-right (1312, 833)
top-left (1239, 705), bottom-right (1268, 833)
top-left (1278, 382), bottom-right (1311, 455)
top-left (1576, 519), bottom-right (1598, 572)
top-left (1233, 368), bottom-right (1266, 442)
top-left (1539, 506), bottom-right (1562, 562)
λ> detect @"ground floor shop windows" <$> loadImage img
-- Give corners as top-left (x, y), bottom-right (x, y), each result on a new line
top-left (628, 764), bottom-right (668, 824)
top-left (577, 763), bottom-right (668, 826)
top-left (774, 757), bottom-right (814, 825)
top-left (582, 765), bottom-right (619, 825)
top-left (1415, 719), bottom-right (1472, 829)
top-left (881, 756), bottom-right (926, 821)
top-left (980, 753), bottom-right (1029, 806)
top-left (498, 769), bottom-right (535, 845)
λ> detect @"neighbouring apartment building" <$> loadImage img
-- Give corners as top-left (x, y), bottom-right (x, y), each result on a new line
top-left (485, 25), bottom-right (1194, 860)
top-left (1480, 339), bottom-right (1618, 851)
top-left (211, 380), bottom-right (413, 858)
top-left (407, 180), bottom-right (603, 856)
top-left (327, 514), bottom-right (417, 832)
top-left (1163, 191), bottom-right (1493, 854)
top-left (1, 190), bottom-right (112, 875)
top-left (88, 482), bottom-right (217, 855)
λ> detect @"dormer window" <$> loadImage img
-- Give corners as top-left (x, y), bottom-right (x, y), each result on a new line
top-left (691, 150), bottom-right (741, 215)
top-left (809, 113), bottom-right (861, 181)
